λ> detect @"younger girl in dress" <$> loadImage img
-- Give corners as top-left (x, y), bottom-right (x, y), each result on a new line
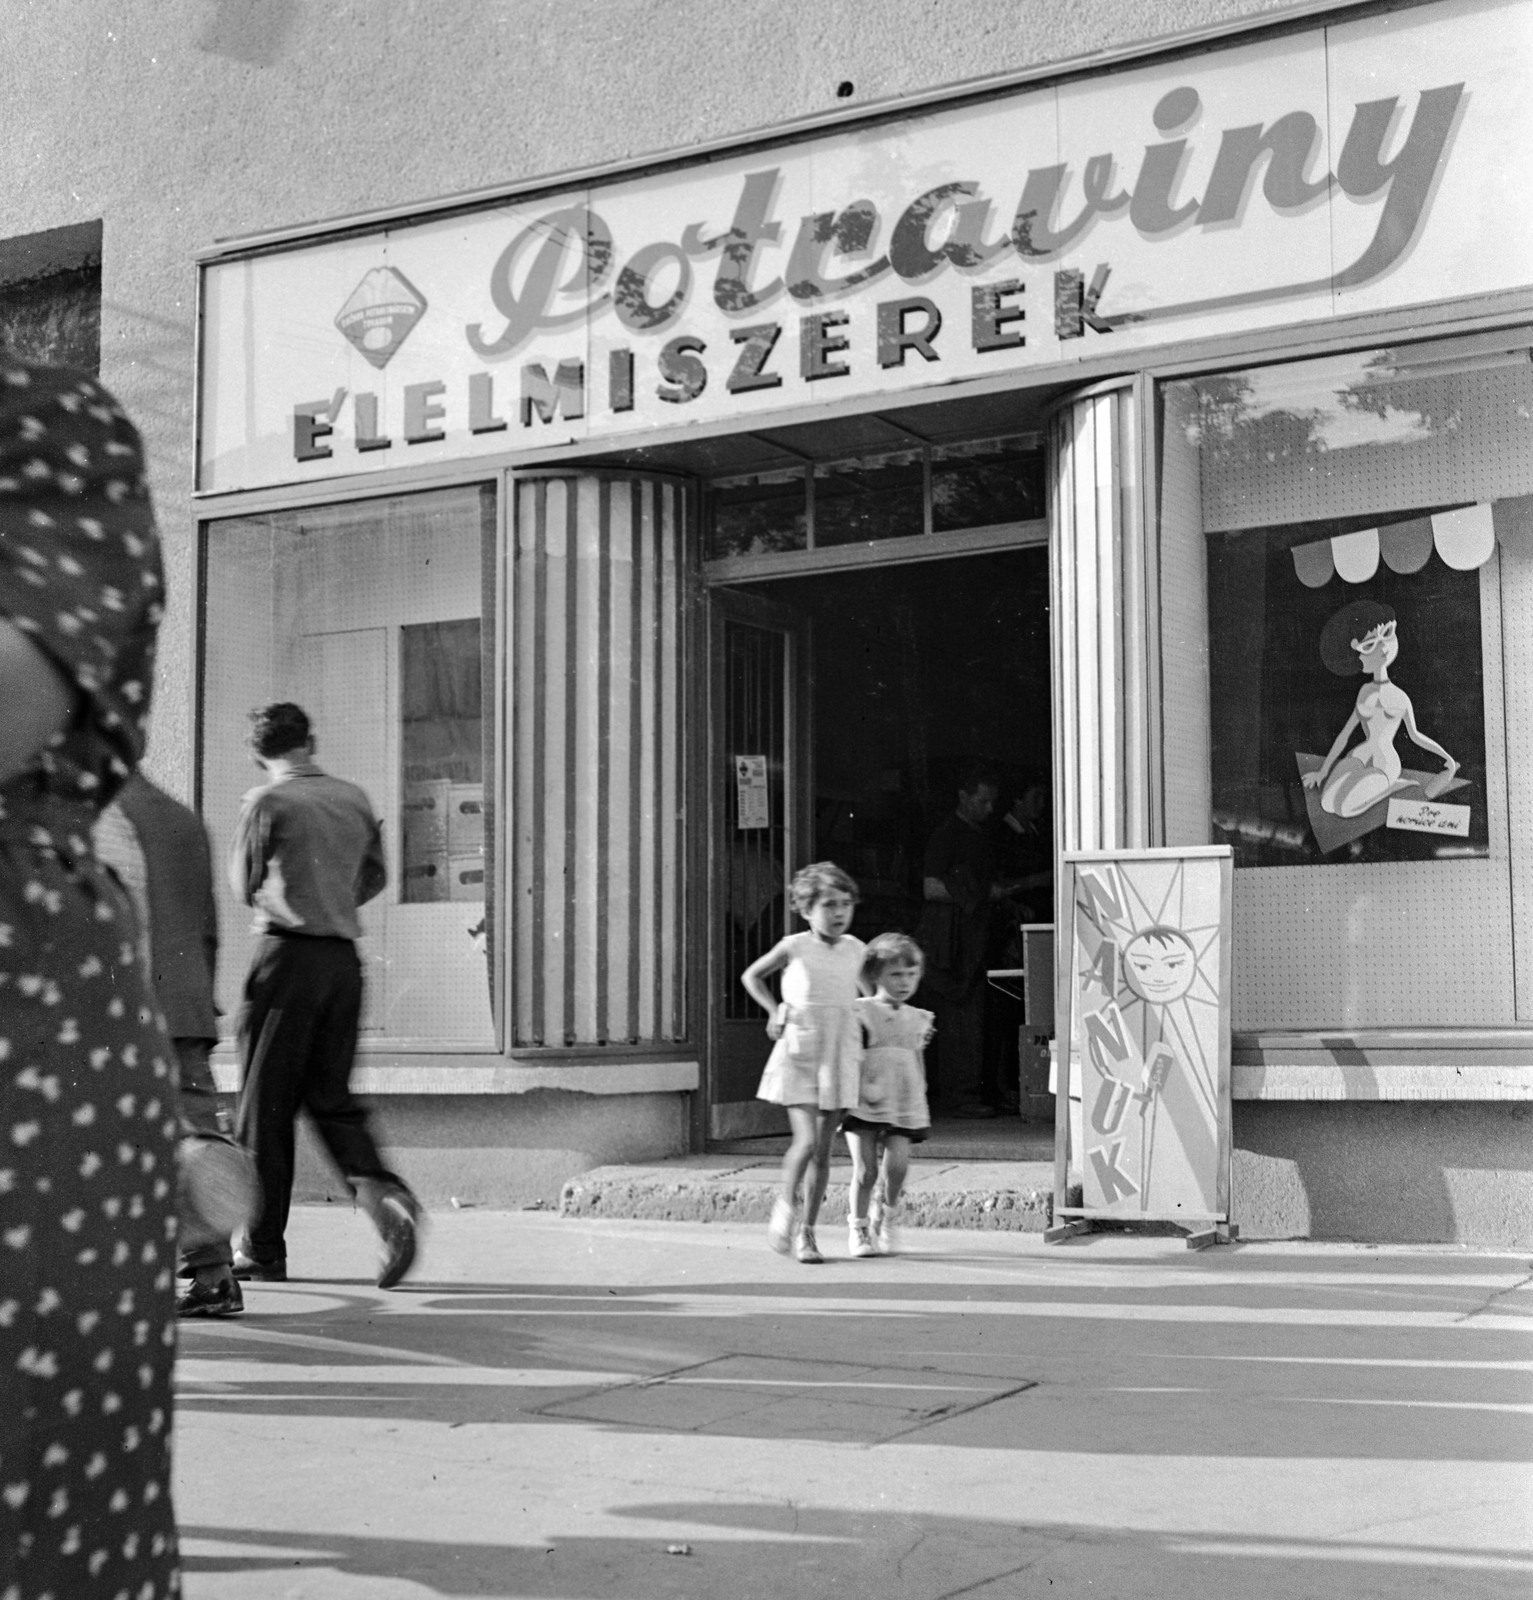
top-left (742, 861), bottom-right (865, 1263)
top-left (842, 932), bottom-right (934, 1257)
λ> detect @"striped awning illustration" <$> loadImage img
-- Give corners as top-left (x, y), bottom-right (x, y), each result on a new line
top-left (1291, 503), bottom-right (1504, 587)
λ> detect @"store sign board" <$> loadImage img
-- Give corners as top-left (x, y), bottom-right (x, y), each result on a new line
top-left (197, 0), bottom-right (1533, 493)
top-left (1059, 848), bottom-right (1233, 1223)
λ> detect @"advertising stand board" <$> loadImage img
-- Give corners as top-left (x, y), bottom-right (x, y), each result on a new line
top-left (1048, 848), bottom-right (1234, 1250)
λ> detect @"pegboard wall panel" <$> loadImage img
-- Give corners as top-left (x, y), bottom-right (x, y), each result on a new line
top-left (1232, 557), bottom-right (1516, 1030)
top-left (1233, 858), bottom-right (1515, 1027)
top-left (1157, 383), bottom-right (1212, 847)
top-left (1502, 505), bottom-right (1533, 1020)
top-left (1199, 359), bottom-right (1533, 532)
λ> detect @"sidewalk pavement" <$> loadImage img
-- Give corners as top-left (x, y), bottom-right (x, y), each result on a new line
top-left (559, 1153), bottom-right (1058, 1230)
top-left (174, 1204), bottom-right (1533, 1600)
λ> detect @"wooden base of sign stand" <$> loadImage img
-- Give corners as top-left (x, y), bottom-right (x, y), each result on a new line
top-left (1045, 1215), bottom-right (1239, 1247)
top-left (1042, 1218), bottom-right (1093, 1243)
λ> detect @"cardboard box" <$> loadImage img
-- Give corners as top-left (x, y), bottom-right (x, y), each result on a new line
top-left (447, 853), bottom-right (487, 902)
top-left (447, 784), bottom-right (485, 855)
top-left (402, 857), bottom-right (448, 903)
top-left (402, 780), bottom-right (449, 863)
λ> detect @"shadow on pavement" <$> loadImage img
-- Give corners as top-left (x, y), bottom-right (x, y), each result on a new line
top-left (180, 1507), bottom-right (1533, 1599)
top-left (177, 1264), bottom-right (1533, 1462)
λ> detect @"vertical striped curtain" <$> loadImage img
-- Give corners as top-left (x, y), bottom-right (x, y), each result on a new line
top-left (1048, 382), bottom-right (1153, 862)
top-left (510, 473), bottom-right (688, 1047)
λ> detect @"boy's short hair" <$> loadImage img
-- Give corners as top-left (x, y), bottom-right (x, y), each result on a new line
top-left (248, 702), bottom-right (311, 759)
top-left (788, 860), bottom-right (859, 915)
top-left (862, 931), bottom-right (924, 983)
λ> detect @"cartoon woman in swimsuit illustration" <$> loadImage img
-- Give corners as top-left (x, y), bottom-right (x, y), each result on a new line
top-left (1302, 600), bottom-right (1458, 819)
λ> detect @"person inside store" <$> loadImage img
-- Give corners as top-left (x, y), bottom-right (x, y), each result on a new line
top-left (916, 762), bottom-right (1027, 1117)
top-left (985, 777), bottom-right (1055, 1112)
top-left (0, 360), bottom-right (182, 1599)
top-left (229, 702), bottom-right (423, 1289)
top-left (998, 779), bottom-right (1053, 923)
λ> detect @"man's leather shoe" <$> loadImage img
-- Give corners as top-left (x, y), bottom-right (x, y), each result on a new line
top-left (231, 1251), bottom-right (287, 1282)
top-left (177, 1273), bottom-right (245, 1317)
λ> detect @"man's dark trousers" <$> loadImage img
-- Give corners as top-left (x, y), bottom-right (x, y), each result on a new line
top-left (235, 930), bottom-right (400, 1262)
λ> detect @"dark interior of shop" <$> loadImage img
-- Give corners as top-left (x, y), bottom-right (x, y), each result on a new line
top-left (764, 546), bottom-right (1053, 1108)
top-left (768, 546), bottom-right (1052, 933)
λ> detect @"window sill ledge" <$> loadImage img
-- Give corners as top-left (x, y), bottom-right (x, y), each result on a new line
top-left (210, 1055), bottom-right (699, 1096)
top-left (1233, 1030), bottom-right (1533, 1100)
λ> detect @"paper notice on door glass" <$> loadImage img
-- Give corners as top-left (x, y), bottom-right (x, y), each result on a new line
top-left (735, 755), bottom-right (769, 830)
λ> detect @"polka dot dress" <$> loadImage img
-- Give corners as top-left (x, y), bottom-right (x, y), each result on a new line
top-left (0, 363), bottom-right (179, 1599)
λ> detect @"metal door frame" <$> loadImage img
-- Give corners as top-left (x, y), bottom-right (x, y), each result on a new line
top-left (704, 586), bottom-right (813, 1141)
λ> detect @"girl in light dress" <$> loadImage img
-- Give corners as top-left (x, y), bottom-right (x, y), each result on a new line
top-left (841, 932), bottom-right (934, 1257)
top-left (742, 861), bottom-right (865, 1264)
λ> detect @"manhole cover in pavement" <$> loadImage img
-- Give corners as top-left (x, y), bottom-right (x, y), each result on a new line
top-left (534, 1354), bottom-right (1035, 1444)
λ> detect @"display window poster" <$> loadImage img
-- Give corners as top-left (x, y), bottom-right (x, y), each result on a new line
top-left (1060, 849), bottom-right (1232, 1223)
top-left (1207, 513), bottom-right (1489, 868)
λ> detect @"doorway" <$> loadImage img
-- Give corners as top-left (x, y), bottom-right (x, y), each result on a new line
top-left (708, 545), bottom-right (1053, 1139)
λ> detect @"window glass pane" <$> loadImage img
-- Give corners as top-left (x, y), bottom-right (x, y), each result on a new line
top-left (931, 437), bottom-right (1044, 531)
top-left (202, 484), bottom-right (496, 1045)
top-left (709, 471), bottom-right (806, 558)
top-left (1160, 343), bottom-right (1533, 1031)
top-left (1184, 343), bottom-right (1533, 530)
top-left (813, 453), bottom-right (924, 546)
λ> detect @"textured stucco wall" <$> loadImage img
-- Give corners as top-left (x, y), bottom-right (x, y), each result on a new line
top-left (1, 0), bottom-right (1318, 796)
top-left (1234, 1102), bottom-right (1533, 1246)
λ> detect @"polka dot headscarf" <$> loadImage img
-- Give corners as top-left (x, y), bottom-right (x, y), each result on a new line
top-left (0, 362), bottom-right (164, 808)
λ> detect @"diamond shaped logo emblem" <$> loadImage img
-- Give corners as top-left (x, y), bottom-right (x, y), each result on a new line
top-left (335, 266), bottom-right (427, 370)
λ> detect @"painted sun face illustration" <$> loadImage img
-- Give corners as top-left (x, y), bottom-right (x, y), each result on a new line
top-left (1122, 928), bottom-right (1197, 1004)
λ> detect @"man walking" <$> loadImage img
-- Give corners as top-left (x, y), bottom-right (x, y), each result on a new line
top-left (230, 702), bottom-right (421, 1288)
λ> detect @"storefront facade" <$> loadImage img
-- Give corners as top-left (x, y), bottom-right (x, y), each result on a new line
top-left (183, 0), bottom-right (1533, 1238)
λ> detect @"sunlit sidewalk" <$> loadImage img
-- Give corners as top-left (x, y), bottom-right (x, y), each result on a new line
top-left (175, 1205), bottom-right (1533, 1599)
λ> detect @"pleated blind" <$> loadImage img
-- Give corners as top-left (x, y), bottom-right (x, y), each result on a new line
top-left (510, 473), bottom-right (688, 1046)
top-left (1049, 384), bottom-right (1152, 860)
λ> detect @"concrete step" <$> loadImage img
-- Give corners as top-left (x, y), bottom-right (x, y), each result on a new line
top-left (709, 1119), bottom-right (1055, 1165)
top-left (559, 1154), bottom-right (1057, 1232)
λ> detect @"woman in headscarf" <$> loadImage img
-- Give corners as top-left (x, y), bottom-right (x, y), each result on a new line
top-left (0, 361), bottom-right (180, 1597)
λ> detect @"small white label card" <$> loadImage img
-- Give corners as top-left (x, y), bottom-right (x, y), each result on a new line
top-left (1386, 798), bottom-right (1471, 836)
top-left (735, 754), bottom-right (769, 830)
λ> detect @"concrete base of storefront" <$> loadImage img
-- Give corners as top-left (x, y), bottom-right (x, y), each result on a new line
top-left (262, 1092), bottom-right (1532, 1247)
top-left (282, 1089), bottom-right (691, 1210)
top-left (554, 1102), bottom-right (1533, 1247)
top-left (1232, 1101), bottom-right (1533, 1248)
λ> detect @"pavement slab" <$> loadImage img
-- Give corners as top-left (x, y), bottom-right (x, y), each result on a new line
top-left (174, 1204), bottom-right (1533, 1599)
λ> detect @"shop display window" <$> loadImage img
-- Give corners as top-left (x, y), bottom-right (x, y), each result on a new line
top-left (201, 484), bottom-right (496, 1045)
top-left (1160, 341), bottom-right (1533, 1030)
